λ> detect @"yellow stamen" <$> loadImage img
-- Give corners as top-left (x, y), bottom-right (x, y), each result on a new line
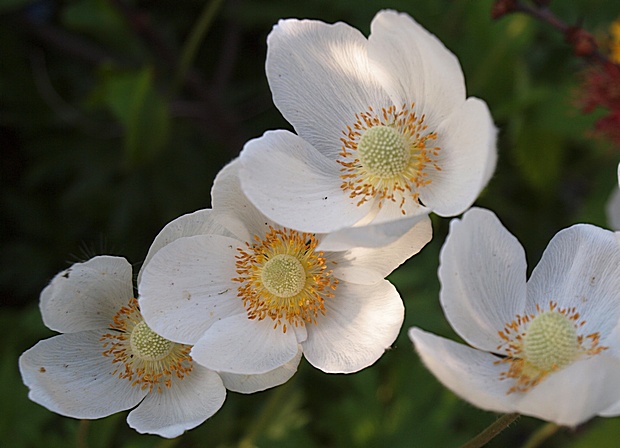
top-left (495, 301), bottom-right (607, 394)
top-left (100, 298), bottom-right (193, 393)
top-left (232, 227), bottom-right (339, 333)
top-left (337, 103), bottom-right (441, 212)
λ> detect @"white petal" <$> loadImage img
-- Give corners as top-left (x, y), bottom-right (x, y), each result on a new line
top-left (368, 10), bottom-right (465, 123)
top-left (191, 314), bottom-right (299, 375)
top-left (40, 256), bottom-right (133, 333)
top-left (211, 158), bottom-right (275, 240)
top-left (138, 209), bottom-right (237, 284)
top-left (19, 332), bottom-right (146, 419)
top-left (516, 354), bottom-right (620, 426)
top-left (239, 130), bottom-right (371, 233)
top-left (138, 235), bottom-right (246, 345)
top-left (302, 280), bottom-right (403, 373)
top-left (606, 185), bottom-right (620, 231)
top-left (219, 346), bottom-right (302, 393)
top-left (330, 215), bottom-right (432, 284)
top-left (439, 208), bottom-right (527, 352)
top-left (526, 224), bottom-right (620, 340)
top-left (127, 366), bottom-right (226, 438)
top-left (266, 18), bottom-right (389, 159)
top-left (408, 327), bottom-right (516, 413)
top-left (419, 98), bottom-right (497, 216)
top-left (318, 210), bottom-right (431, 252)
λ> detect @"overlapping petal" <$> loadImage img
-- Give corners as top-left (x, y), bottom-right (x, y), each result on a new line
top-left (127, 366), bottom-right (226, 438)
top-left (40, 256), bottom-right (133, 334)
top-left (439, 208), bottom-right (527, 352)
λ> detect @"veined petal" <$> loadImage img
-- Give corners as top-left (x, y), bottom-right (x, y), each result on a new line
top-left (41, 256), bottom-right (133, 333)
top-left (239, 130), bottom-right (371, 233)
top-left (127, 366), bottom-right (226, 438)
top-left (516, 355), bottom-right (620, 426)
top-left (139, 209), bottom-right (236, 284)
top-left (302, 280), bottom-right (403, 373)
top-left (439, 208), bottom-right (527, 352)
top-left (318, 211), bottom-right (430, 252)
top-left (138, 234), bottom-right (246, 345)
top-left (419, 98), bottom-right (497, 216)
top-left (191, 314), bottom-right (299, 375)
top-left (219, 346), bottom-right (302, 393)
top-left (211, 158), bottom-right (276, 240)
top-left (19, 332), bottom-right (146, 419)
top-left (526, 224), bottom-right (620, 340)
top-left (368, 10), bottom-right (466, 123)
top-left (330, 215), bottom-right (432, 283)
top-left (409, 328), bottom-right (517, 413)
top-left (266, 18), bottom-right (390, 159)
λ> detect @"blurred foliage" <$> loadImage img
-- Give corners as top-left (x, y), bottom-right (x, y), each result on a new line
top-left (1, 0), bottom-right (619, 446)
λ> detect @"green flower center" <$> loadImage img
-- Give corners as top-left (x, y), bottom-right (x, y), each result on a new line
top-left (523, 311), bottom-right (579, 372)
top-left (130, 321), bottom-right (174, 361)
top-left (261, 254), bottom-right (306, 298)
top-left (357, 125), bottom-right (409, 178)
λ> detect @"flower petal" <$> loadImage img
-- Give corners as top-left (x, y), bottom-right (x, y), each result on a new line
top-left (419, 98), bottom-right (497, 216)
top-left (40, 256), bottom-right (133, 333)
top-left (191, 314), bottom-right (300, 375)
top-left (239, 130), bottom-right (371, 233)
top-left (219, 346), bottom-right (302, 394)
top-left (516, 354), bottom-right (620, 426)
top-left (368, 10), bottom-right (465, 123)
top-left (266, 18), bottom-right (389, 159)
top-left (330, 215), bottom-right (432, 283)
top-left (439, 208), bottom-right (527, 352)
top-left (317, 210), bottom-right (430, 252)
top-left (409, 327), bottom-right (516, 413)
top-left (138, 234), bottom-right (246, 345)
top-left (302, 279), bottom-right (403, 373)
top-left (606, 184), bottom-right (620, 231)
top-left (139, 209), bottom-right (236, 285)
top-left (526, 224), bottom-right (620, 340)
top-left (211, 159), bottom-right (272, 241)
top-left (19, 332), bottom-right (146, 419)
top-left (127, 365), bottom-right (226, 438)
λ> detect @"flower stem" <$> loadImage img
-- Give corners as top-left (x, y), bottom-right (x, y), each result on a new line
top-left (459, 413), bottom-right (521, 448)
top-left (76, 419), bottom-right (90, 448)
top-left (521, 422), bottom-right (560, 448)
top-left (172, 0), bottom-right (224, 95)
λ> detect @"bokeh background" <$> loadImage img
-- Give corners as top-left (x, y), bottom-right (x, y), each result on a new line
top-left (2, 0), bottom-right (620, 446)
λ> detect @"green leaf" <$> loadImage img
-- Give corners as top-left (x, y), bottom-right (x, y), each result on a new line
top-left (95, 66), bottom-right (170, 167)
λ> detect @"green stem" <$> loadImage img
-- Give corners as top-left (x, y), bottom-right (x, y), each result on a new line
top-left (76, 419), bottom-right (90, 448)
top-left (172, 0), bottom-right (224, 95)
top-left (238, 379), bottom-right (295, 448)
top-left (521, 422), bottom-right (560, 448)
top-left (459, 413), bottom-right (521, 448)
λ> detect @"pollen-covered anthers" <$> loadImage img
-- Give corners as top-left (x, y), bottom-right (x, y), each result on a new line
top-left (100, 298), bottom-right (193, 393)
top-left (232, 226), bottom-right (339, 333)
top-left (494, 301), bottom-right (607, 394)
top-left (337, 103), bottom-right (441, 213)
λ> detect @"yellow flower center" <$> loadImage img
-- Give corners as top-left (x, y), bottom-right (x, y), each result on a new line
top-left (233, 227), bottom-right (339, 333)
top-left (495, 301), bottom-right (607, 394)
top-left (337, 103), bottom-right (441, 212)
top-left (101, 298), bottom-right (193, 393)
top-left (609, 19), bottom-right (620, 64)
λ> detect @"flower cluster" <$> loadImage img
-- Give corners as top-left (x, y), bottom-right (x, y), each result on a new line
top-left (19, 7), bottom-right (620, 441)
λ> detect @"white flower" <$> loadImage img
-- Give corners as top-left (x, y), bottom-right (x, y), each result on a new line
top-left (19, 256), bottom-right (300, 438)
top-left (138, 159), bottom-right (431, 375)
top-left (607, 162), bottom-right (620, 231)
top-left (409, 208), bottom-right (620, 427)
top-left (238, 10), bottom-right (496, 249)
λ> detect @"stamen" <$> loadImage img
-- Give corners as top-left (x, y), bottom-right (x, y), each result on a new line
top-left (494, 301), bottom-right (607, 394)
top-left (337, 103), bottom-right (441, 212)
top-left (100, 298), bottom-right (193, 393)
top-left (232, 227), bottom-right (339, 333)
